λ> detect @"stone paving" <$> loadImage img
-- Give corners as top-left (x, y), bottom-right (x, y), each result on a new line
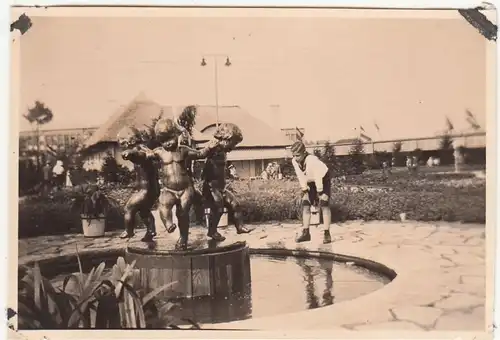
top-left (18, 219), bottom-right (487, 332)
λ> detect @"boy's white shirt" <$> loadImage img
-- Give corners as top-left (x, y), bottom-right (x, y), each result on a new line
top-left (292, 155), bottom-right (328, 192)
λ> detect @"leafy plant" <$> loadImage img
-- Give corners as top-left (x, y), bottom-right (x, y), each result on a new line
top-left (15, 251), bottom-right (197, 329)
top-left (70, 184), bottom-right (114, 220)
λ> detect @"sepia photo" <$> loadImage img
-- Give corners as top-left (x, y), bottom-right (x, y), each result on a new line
top-left (9, 5), bottom-right (497, 338)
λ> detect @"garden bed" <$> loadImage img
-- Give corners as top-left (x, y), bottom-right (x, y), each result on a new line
top-left (18, 172), bottom-right (486, 238)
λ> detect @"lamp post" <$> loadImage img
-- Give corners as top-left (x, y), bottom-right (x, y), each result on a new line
top-left (200, 55), bottom-right (232, 127)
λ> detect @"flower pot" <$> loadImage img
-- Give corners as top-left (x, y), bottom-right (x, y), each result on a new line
top-left (81, 215), bottom-right (106, 237)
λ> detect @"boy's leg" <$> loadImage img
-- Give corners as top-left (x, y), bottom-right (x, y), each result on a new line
top-left (296, 186), bottom-right (313, 243)
top-left (320, 173), bottom-right (332, 244)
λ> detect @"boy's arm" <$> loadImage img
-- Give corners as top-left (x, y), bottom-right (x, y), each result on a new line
top-left (292, 158), bottom-right (308, 191)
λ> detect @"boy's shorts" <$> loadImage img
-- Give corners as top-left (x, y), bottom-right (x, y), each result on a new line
top-left (305, 172), bottom-right (331, 205)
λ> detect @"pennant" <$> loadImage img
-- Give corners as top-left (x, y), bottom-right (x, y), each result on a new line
top-left (446, 117), bottom-right (454, 131)
top-left (374, 122), bottom-right (380, 131)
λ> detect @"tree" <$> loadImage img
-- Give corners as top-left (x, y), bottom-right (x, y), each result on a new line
top-left (101, 153), bottom-right (133, 184)
top-left (439, 134), bottom-right (454, 150)
top-left (392, 141), bottom-right (403, 166)
top-left (347, 138), bottom-right (365, 174)
top-left (321, 141), bottom-right (336, 171)
top-left (23, 101), bottom-right (54, 171)
top-left (439, 134), bottom-right (454, 165)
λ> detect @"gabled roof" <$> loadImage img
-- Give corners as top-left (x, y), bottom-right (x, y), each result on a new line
top-left (83, 94), bottom-right (291, 149)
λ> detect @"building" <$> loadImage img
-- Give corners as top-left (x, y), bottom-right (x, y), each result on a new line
top-left (281, 127), bottom-right (305, 143)
top-left (81, 93), bottom-right (292, 178)
top-left (19, 126), bottom-right (98, 160)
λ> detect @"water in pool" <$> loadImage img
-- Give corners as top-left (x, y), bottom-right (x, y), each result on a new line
top-left (51, 254), bottom-right (389, 325)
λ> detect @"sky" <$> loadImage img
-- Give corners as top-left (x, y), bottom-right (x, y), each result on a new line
top-left (18, 12), bottom-right (488, 142)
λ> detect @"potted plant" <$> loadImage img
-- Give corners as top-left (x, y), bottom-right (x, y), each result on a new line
top-left (71, 184), bottom-right (112, 237)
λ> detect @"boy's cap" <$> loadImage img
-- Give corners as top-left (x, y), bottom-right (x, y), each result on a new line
top-left (291, 141), bottom-right (306, 154)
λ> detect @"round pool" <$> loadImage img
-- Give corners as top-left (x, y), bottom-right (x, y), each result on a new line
top-left (50, 253), bottom-right (390, 325)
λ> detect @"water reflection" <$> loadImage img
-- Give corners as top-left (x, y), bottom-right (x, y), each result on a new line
top-left (296, 257), bottom-right (335, 309)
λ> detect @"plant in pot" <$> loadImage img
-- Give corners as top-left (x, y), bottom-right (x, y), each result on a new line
top-left (71, 184), bottom-right (113, 237)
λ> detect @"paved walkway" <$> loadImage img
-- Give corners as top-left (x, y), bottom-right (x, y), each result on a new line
top-left (18, 220), bottom-right (487, 332)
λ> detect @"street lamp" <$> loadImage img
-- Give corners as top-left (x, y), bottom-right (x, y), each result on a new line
top-left (200, 54), bottom-right (232, 127)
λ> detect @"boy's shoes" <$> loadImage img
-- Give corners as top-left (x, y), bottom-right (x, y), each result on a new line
top-left (323, 230), bottom-right (332, 244)
top-left (296, 228), bottom-right (311, 243)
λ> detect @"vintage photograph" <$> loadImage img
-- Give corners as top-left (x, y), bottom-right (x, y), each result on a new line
top-left (10, 5), bottom-right (496, 335)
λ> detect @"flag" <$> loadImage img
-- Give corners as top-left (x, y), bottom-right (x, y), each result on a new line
top-left (360, 125), bottom-right (365, 132)
top-left (295, 127), bottom-right (304, 138)
top-left (445, 117), bottom-right (454, 131)
top-left (374, 122), bottom-right (380, 132)
top-left (467, 117), bottom-right (481, 130)
top-left (465, 109), bottom-right (474, 119)
top-left (360, 133), bottom-right (372, 142)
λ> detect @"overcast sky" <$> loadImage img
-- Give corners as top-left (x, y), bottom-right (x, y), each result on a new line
top-left (18, 12), bottom-right (488, 141)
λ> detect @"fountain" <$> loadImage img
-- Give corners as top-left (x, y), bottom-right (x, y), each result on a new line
top-left (124, 238), bottom-right (251, 300)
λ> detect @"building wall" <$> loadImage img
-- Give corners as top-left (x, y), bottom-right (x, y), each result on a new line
top-left (19, 127), bottom-right (98, 156)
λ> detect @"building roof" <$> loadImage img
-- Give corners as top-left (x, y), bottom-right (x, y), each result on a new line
top-left (83, 93), bottom-right (291, 149)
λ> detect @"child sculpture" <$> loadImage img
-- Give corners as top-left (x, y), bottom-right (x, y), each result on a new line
top-left (139, 118), bottom-right (220, 250)
top-left (118, 131), bottom-right (161, 242)
top-left (201, 123), bottom-right (251, 242)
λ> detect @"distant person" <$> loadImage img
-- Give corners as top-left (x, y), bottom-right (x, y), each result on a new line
top-left (433, 157), bottom-right (440, 166)
top-left (42, 161), bottom-right (52, 195)
top-left (52, 160), bottom-right (65, 189)
top-left (427, 157), bottom-right (434, 167)
top-left (406, 156), bottom-right (412, 173)
top-left (290, 140), bottom-right (332, 244)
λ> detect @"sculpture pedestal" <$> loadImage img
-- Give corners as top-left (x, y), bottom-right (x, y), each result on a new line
top-left (125, 238), bottom-right (251, 299)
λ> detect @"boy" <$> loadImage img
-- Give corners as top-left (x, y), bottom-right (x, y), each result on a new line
top-left (290, 140), bottom-right (332, 244)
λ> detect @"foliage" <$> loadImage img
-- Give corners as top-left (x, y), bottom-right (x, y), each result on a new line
top-left (177, 105), bottom-right (198, 136)
top-left (392, 141), bottom-right (404, 166)
top-left (19, 170), bottom-right (486, 239)
top-left (346, 138), bottom-right (366, 175)
top-left (69, 184), bottom-right (115, 220)
top-left (19, 187), bottom-right (126, 238)
top-left (16, 254), bottom-right (197, 329)
top-left (278, 158), bottom-right (296, 178)
top-left (23, 101), bottom-right (53, 126)
top-left (101, 153), bottom-right (134, 185)
top-left (317, 142), bottom-right (336, 171)
top-left (439, 134), bottom-right (454, 150)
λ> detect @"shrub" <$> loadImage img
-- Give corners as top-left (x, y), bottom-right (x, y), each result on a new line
top-left (19, 189), bottom-right (125, 238)
top-left (19, 173), bottom-right (485, 238)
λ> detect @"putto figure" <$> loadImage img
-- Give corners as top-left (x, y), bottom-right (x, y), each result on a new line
top-left (202, 122), bottom-right (251, 242)
top-left (139, 118), bottom-right (220, 250)
top-left (118, 130), bottom-right (161, 242)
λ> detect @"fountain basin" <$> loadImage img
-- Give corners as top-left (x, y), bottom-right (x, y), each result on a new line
top-left (125, 239), bottom-right (251, 299)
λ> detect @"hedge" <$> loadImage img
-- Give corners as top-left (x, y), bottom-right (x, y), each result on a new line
top-left (18, 175), bottom-right (485, 238)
